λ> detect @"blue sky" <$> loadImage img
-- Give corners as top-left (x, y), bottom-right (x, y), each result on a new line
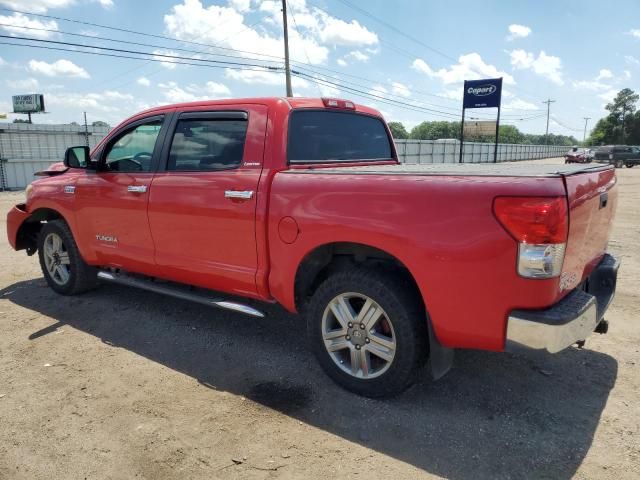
top-left (1, 0), bottom-right (639, 138)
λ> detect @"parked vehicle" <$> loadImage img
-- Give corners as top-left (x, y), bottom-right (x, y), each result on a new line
top-left (564, 146), bottom-right (591, 164)
top-left (6, 97), bottom-right (620, 397)
top-left (593, 145), bottom-right (640, 168)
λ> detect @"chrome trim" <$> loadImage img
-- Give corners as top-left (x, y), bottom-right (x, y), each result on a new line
top-left (63, 185), bottom-right (75, 194)
top-left (224, 190), bottom-right (254, 200)
top-left (127, 185), bottom-right (148, 193)
top-left (506, 301), bottom-right (597, 353)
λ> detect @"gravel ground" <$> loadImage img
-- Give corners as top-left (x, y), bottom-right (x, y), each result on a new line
top-left (0, 158), bottom-right (638, 480)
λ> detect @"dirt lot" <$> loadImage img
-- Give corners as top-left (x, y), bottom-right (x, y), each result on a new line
top-left (0, 159), bottom-right (638, 480)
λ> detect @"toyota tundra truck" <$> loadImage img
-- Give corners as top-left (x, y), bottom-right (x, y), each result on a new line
top-left (6, 97), bottom-right (620, 397)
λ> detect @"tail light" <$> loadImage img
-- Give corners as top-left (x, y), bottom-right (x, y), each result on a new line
top-left (493, 197), bottom-right (568, 279)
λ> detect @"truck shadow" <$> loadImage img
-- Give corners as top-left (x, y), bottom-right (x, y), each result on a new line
top-left (1, 278), bottom-right (617, 480)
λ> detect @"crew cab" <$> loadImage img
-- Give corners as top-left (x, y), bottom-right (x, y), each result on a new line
top-left (594, 145), bottom-right (640, 168)
top-left (6, 97), bottom-right (620, 397)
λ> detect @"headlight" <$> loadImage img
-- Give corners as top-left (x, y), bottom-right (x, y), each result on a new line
top-left (25, 183), bottom-right (34, 203)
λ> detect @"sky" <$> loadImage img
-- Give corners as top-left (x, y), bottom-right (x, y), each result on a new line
top-left (1, 0), bottom-right (639, 139)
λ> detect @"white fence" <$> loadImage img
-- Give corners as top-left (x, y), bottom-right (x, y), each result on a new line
top-left (394, 139), bottom-right (568, 164)
top-left (0, 122), bottom-right (110, 190)
top-left (1, 123), bottom-right (569, 189)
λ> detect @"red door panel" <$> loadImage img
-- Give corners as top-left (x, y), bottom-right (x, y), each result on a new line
top-left (147, 105), bottom-right (268, 297)
top-left (74, 172), bottom-right (155, 271)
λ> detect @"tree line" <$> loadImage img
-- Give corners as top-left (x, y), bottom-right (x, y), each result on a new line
top-left (587, 88), bottom-right (640, 146)
top-left (388, 120), bottom-right (578, 146)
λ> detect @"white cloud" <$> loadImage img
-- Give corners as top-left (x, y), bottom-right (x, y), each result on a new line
top-left (137, 76), bottom-right (151, 87)
top-left (503, 98), bottom-right (538, 110)
top-left (0, 56), bottom-right (5, 67)
top-left (165, 0), bottom-right (329, 65)
top-left (0, 0), bottom-right (74, 14)
top-left (439, 88), bottom-right (462, 101)
top-left (224, 67), bottom-right (309, 89)
top-left (413, 53), bottom-right (515, 85)
top-left (337, 58), bottom-right (347, 67)
top-left (598, 88), bottom-right (618, 103)
top-left (507, 24), bottom-right (531, 40)
top-left (157, 80), bottom-right (231, 103)
top-left (228, 0), bottom-right (251, 12)
top-left (572, 79), bottom-right (609, 91)
top-left (628, 29), bottom-right (640, 38)
top-left (96, 0), bottom-right (113, 8)
top-left (625, 55), bottom-right (640, 66)
top-left (0, 12), bottom-right (59, 38)
top-left (315, 11), bottom-right (378, 47)
top-left (6, 77), bottom-right (39, 90)
top-left (28, 59), bottom-right (89, 78)
top-left (624, 70), bottom-right (632, 80)
top-left (346, 50), bottom-right (369, 62)
top-left (510, 49), bottom-right (563, 85)
top-left (391, 82), bottom-right (411, 98)
top-left (152, 49), bottom-right (179, 69)
top-left (595, 69), bottom-right (613, 81)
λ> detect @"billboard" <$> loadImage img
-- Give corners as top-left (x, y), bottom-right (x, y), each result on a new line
top-left (463, 120), bottom-right (497, 136)
top-left (12, 94), bottom-right (46, 114)
top-left (462, 78), bottom-right (502, 109)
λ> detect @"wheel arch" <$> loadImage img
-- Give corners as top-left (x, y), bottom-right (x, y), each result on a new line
top-left (15, 207), bottom-right (70, 254)
top-left (294, 241), bottom-right (454, 380)
top-left (294, 241), bottom-right (423, 312)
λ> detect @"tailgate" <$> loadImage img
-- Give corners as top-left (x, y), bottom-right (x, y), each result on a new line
top-left (561, 166), bottom-right (617, 292)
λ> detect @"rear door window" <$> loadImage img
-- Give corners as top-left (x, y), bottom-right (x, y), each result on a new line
top-left (168, 117), bottom-right (248, 171)
top-left (288, 110), bottom-right (393, 164)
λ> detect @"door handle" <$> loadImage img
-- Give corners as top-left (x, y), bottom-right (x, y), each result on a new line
top-left (127, 185), bottom-right (148, 193)
top-left (224, 190), bottom-right (254, 200)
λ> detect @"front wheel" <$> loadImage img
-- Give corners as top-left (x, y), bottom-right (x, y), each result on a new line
top-left (626, 163), bottom-right (635, 168)
top-left (38, 220), bottom-right (97, 295)
top-left (307, 267), bottom-right (428, 397)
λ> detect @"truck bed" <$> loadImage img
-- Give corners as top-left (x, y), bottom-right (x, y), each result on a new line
top-left (287, 162), bottom-right (611, 177)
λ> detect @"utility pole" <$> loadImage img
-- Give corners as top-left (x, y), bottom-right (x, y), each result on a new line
top-left (621, 105), bottom-right (627, 144)
top-left (281, 0), bottom-right (293, 97)
top-left (542, 98), bottom-right (555, 145)
top-left (83, 111), bottom-right (89, 147)
top-left (583, 117), bottom-right (591, 144)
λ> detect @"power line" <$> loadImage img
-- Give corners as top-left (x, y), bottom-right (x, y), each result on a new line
top-left (0, 7), bottom-right (286, 62)
top-left (0, 34), bottom-right (282, 70)
top-left (0, 40), bottom-right (283, 73)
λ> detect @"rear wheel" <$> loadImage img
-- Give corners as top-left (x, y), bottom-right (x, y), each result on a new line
top-left (625, 163), bottom-right (635, 168)
top-left (615, 159), bottom-right (624, 168)
top-left (307, 267), bottom-right (428, 397)
top-left (38, 220), bottom-right (97, 295)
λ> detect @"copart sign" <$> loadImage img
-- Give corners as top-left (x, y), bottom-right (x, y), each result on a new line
top-left (462, 78), bottom-right (502, 109)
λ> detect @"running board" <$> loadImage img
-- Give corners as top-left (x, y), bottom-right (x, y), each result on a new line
top-left (97, 271), bottom-right (265, 318)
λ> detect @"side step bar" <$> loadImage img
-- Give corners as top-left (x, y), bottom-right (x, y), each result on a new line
top-left (97, 271), bottom-right (265, 318)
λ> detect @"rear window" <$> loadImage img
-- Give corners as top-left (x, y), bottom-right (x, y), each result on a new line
top-left (596, 146), bottom-right (613, 153)
top-left (288, 110), bottom-right (393, 164)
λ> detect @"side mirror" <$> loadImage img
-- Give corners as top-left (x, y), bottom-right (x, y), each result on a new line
top-left (64, 146), bottom-right (90, 168)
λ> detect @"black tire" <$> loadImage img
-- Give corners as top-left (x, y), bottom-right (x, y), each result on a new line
top-left (38, 219), bottom-right (98, 295)
top-left (615, 159), bottom-right (624, 168)
top-left (306, 267), bottom-right (428, 397)
top-left (625, 164), bottom-right (635, 168)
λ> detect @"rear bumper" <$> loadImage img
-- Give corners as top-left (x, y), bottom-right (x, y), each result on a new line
top-left (6, 203), bottom-right (30, 250)
top-left (505, 253), bottom-right (619, 353)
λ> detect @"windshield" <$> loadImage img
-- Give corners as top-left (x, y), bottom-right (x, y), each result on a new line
top-left (288, 110), bottom-right (393, 164)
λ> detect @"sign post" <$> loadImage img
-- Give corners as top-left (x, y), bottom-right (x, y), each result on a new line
top-left (459, 78), bottom-right (502, 163)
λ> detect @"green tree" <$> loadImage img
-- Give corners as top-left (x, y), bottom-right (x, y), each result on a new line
top-left (498, 125), bottom-right (525, 144)
top-left (589, 88), bottom-right (640, 145)
top-left (410, 121), bottom-right (459, 140)
top-left (92, 120), bottom-right (110, 127)
top-left (387, 121), bottom-right (408, 139)
top-left (12, 118), bottom-right (30, 123)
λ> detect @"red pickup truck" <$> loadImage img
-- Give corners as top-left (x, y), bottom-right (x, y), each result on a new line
top-left (6, 97), bottom-right (620, 397)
